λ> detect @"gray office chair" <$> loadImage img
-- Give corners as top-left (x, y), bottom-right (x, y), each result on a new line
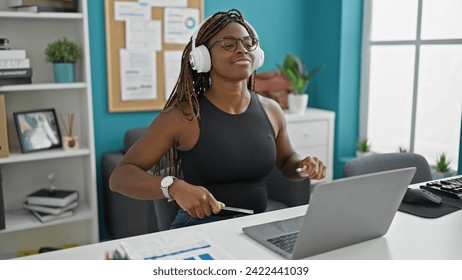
top-left (343, 152), bottom-right (432, 184)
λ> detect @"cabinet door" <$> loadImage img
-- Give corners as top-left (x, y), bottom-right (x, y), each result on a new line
top-left (287, 120), bottom-right (329, 156)
top-left (285, 110), bottom-right (334, 182)
top-left (287, 120), bottom-right (329, 154)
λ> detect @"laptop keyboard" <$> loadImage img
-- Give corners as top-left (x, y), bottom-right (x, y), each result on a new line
top-left (266, 231), bottom-right (299, 254)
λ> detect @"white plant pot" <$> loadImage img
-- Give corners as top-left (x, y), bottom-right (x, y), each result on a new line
top-left (356, 151), bottom-right (373, 158)
top-left (288, 94), bottom-right (308, 114)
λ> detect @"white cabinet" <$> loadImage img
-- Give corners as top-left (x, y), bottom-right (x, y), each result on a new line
top-left (0, 1), bottom-right (98, 259)
top-left (284, 108), bottom-right (335, 182)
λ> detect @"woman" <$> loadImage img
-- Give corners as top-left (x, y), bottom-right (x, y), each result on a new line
top-left (109, 9), bottom-right (326, 228)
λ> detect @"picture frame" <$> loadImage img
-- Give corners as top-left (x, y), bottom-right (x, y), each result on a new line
top-left (13, 108), bottom-right (62, 153)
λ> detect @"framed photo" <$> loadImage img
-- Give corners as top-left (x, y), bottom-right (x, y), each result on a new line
top-left (13, 108), bottom-right (62, 153)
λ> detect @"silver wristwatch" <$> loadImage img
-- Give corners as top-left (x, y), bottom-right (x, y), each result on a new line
top-left (160, 176), bottom-right (176, 200)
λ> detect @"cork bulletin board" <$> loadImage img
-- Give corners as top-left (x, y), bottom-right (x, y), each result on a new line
top-left (105, 0), bottom-right (204, 112)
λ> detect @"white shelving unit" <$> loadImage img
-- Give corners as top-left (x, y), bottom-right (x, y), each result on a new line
top-left (284, 108), bottom-right (335, 183)
top-left (0, 1), bottom-right (98, 259)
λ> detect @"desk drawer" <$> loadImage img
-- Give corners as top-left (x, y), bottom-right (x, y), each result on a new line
top-left (287, 120), bottom-right (328, 148)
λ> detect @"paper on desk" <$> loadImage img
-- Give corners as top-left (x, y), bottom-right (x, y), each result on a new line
top-left (120, 231), bottom-right (234, 260)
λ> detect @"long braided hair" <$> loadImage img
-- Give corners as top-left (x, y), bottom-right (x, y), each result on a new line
top-left (154, 9), bottom-right (258, 177)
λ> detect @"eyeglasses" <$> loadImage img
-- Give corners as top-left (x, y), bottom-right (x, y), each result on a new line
top-left (207, 36), bottom-right (259, 52)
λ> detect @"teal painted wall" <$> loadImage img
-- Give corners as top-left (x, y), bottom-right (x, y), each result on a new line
top-left (303, 0), bottom-right (363, 178)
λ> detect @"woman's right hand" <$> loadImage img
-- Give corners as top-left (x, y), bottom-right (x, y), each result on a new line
top-left (168, 180), bottom-right (224, 219)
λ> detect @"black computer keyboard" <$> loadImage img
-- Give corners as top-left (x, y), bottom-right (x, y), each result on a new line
top-left (266, 231), bottom-right (299, 254)
top-left (420, 175), bottom-right (462, 200)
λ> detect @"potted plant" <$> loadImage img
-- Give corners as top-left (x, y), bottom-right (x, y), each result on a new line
top-left (45, 37), bottom-right (81, 83)
top-left (356, 137), bottom-right (372, 157)
top-left (277, 54), bottom-right (322, 114)
top-left (432, 153), bottom-right (456, 179)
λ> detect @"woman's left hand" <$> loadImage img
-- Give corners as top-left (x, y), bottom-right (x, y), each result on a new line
top-left (296, 156), bottom-right (326, 180)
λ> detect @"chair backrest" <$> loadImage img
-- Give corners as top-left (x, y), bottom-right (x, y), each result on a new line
top-left (122, 127), bottom-right (147, 153)
top-left (343, 153), bottom-right (432, 184)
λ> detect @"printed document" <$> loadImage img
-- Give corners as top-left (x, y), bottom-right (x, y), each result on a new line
top-left (120, 231), bottom-right (234, 260)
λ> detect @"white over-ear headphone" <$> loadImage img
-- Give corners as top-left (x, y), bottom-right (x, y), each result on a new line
top-left (189, 16), bottom-right (265, 73)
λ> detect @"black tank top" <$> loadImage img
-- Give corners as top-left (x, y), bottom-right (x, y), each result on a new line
top-left (179, 91), bottom-right (276, 213)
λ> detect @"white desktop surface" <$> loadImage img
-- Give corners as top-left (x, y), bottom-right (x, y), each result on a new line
top-left (19, 195), bottom-right (462, 260)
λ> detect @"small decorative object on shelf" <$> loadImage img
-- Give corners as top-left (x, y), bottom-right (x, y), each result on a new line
top-left (59, 112), bottom-right (78, 150)
top-left (48, 171), bottom-right (56, 193)
top-left (44, 37), bottom-right (81, 83)
top-left (432, 153), bottom-right (456, 179)
top-left (277, 53), bottom-right (323, 114)
top-left (356, 137), bottom-right (372, 157)
top-left (0, 38), bottom-right (9, 50)
top-left (13, 108), bottom-right (63, 153)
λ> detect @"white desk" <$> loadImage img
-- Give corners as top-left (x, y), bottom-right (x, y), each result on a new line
top-left (19, 190), bottom-right (462, 260)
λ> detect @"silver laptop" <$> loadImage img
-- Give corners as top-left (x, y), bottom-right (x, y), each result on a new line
top-left (242, 167), bottom-right (416, 259)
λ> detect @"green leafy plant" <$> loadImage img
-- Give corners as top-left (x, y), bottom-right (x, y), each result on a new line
top-left (435, 153), bottom-right (451, 173)
top-left (356, 137), bottom-right (370, 152)
top-left (45, 37), bottom-right (81, 63)
top-left (277, 54), bottom-right (323, 95)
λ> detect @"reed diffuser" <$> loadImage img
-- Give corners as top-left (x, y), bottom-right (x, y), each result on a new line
top-left (60, 112), bottom-right (79, 150)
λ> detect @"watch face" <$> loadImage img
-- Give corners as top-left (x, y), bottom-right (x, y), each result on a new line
top-left (161, 176), bottom-right (173, 188)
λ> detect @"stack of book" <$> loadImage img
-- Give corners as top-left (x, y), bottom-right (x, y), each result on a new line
top-left (24, 189), bottom-right (78, 223)
top-left (8, 0), bottom-right (78, 13)
top-left (0, 47), bottom-right (33, 86)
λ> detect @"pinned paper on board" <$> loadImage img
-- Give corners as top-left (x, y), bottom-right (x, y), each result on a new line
top-left (126, 19), bottom-right (162, 51)
top-left (164, 7), bottom-right (199, 44)
top-left (164, 50), bottom-right (183, 100)
top-left (141, 0), bottom-right (187, 7)
top-left (119, 49), bottom-right (157, 101)
top-left (114, 1), bottom-right (151, 21)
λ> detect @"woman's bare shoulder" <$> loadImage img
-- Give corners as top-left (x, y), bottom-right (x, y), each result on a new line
top-left (157, 102), bottom-right (197, 123)
top-left (148, 102), bottom-right (199, 149)
top-left (256, 93), bottom-right (285, 118)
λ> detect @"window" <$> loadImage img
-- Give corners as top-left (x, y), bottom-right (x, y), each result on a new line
top-left (361, 0), bottom-right (462, 170)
